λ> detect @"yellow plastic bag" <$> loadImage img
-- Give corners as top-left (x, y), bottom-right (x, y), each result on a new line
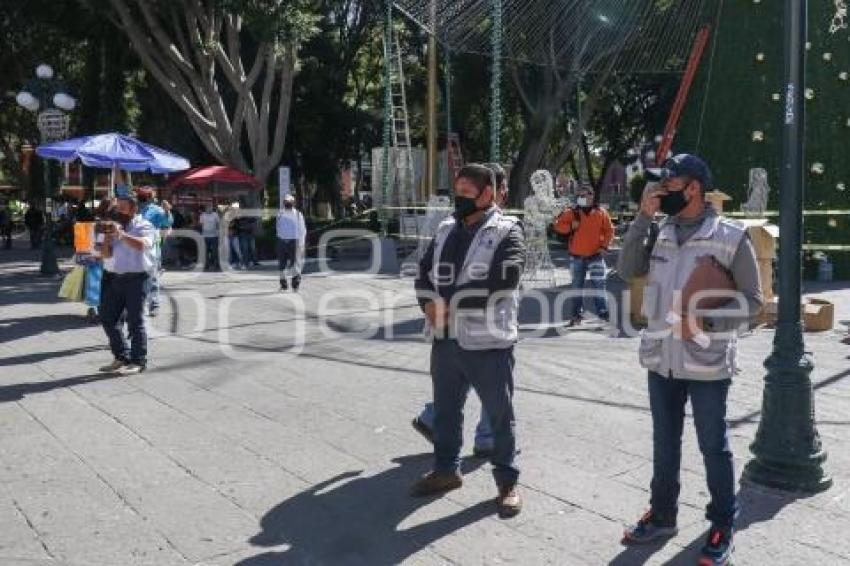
top-left (58, 265), bottom-right (86, 302)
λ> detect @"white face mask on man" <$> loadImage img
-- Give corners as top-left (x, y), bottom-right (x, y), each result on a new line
top-left (577, 197), bottom-right (588, 207)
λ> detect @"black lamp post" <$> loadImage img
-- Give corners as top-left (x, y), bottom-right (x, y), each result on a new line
top-left (742, 0), bottom-right (831, 493)
top-left (16, 64), bottom-right (75, 276)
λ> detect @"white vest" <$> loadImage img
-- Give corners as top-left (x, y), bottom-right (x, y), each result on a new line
top-left (639, 212), bottom-right (747, 381)
top-left (427, 208), bottom-right (521, 350)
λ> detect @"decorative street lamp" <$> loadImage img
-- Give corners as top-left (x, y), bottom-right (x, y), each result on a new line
top-left (16, 64), bottom-right (75, 276)
top-left (742, 0), bottom-right (832, 493)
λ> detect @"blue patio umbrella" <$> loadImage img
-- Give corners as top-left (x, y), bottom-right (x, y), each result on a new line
top-left (36, 132), bottom-right (190, 174)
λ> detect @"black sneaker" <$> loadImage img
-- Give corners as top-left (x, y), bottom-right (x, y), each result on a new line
top-left (472, 445), bottom-right (494, 459)
top-left (411, 417), bottom-right (434, 444)
top-left (622, 509), bottom-right (678, 544)
top-left (698, 526), bottom-right (734, 566)
top-left (279, 279), bottom-right (288, 291)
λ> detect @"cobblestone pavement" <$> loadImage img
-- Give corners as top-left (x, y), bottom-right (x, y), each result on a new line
top-left (1, 244), bottom-right (849, 565)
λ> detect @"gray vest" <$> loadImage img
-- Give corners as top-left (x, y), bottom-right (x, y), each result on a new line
top-left (427, 208), bottom-right (520, 350)
top-left (639, 212), bottom-right (747, 381)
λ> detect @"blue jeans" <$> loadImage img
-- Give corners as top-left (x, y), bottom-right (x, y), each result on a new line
top-left (145, 244), bottom-right (162, 310)
top-left (648, 371), bottom-right (738, 528)
top-left (239, 234), bottom-right (256, 266)
top-left (419, 402), bottom-right (492, 450)
top-left (431, 340), bottom-right (519, 487)
top-left (569, 254), bottom-right (608, 319)
top-left (101, 272), bottom-right (149, 365)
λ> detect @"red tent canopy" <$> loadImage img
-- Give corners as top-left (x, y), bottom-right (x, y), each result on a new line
top-left (166, 166), bottom-right (261, 189)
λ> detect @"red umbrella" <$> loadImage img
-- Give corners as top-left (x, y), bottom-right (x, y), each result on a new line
top-left (166, 166), bottom-right (261, 189)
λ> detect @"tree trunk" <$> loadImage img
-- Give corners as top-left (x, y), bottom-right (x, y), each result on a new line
top-left (107, 0), bottom-right (298, 188)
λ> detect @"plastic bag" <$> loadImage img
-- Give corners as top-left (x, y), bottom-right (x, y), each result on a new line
top-left (58, 265), bottom-right (86, 302)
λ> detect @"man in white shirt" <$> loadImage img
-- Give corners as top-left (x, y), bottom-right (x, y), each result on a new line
top-left (198, 204), bottom-right (221, 270)
top-left (275, 194), bottom-right (306, 291)
top-left (98, 195), bottom-right (156, 374)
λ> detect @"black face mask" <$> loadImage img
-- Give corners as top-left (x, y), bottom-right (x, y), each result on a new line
top-left (284, 203), bottom-right (293, 209)
top-left (454, 195), bottom-right (481, 219)
top-left (659, 189), bottom-right (690, 216)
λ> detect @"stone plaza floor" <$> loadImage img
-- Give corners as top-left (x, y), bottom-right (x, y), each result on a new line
top-left (1, 243), bottom-right (849, 565)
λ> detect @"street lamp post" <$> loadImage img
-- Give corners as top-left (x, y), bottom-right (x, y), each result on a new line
top-left (742, 0), bottom-right (832, 493)
top-left (16, 64), bottom-right (75, 276)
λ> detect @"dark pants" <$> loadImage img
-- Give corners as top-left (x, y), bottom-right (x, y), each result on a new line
top-left (101, 271), bottom-right (149, 365)
top-left (238, 234), bottom-right (256, 266)
top-left (277, 238), bottom-right (301, 288)
top-left (0, 225), bottom-right (11, 249)
top-left (569, 254), bottom-right (608, 319)
top-left (204, 237), bottom-right (220, 270)
top-left (648, 371), bottom-right (737, 528)
top-left (431, 340), bottom-right (519, 487)
top-left (29, 227), bottom-right (43, 249)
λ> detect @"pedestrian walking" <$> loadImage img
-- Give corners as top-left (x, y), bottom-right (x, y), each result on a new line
top-left (617, 154), bottom-right (763, 566)
top-left (275, 194), bottom-right (306, 291)
top-left (0, 201), bottom-right (13, 250)
top-left (199, 205), bottom-right (221, 271)
top-left (411, 162), bottom-right (510, 458)
top-left (411, 163), bottom-right (526, 519)
top-left (24, 203), bottom-right (45, 249)
top-left (97, 194), bottom-right (156, 375)
top-left (552, 184), bottom-right (614, 325)
top-left (137, 187), bottom-right (173, 317)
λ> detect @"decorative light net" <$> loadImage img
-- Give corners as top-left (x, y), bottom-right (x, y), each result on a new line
top-left (393, 0), bottom-right (708, 73)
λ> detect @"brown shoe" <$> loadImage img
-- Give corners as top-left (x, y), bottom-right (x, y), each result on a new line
top-left (497, 485), bottom-right (523, 518)
top-left (410, 471), bottom-right (463, 497)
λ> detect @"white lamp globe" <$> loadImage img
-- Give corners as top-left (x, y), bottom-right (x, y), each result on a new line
top-left (16, 91), bottom-right (35, 108)
top-left (53, 93), bottom-right (75, 111)
top-left (36, 64), bottom-right (54, 79)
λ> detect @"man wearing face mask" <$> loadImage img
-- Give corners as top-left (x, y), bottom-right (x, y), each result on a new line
top-left (553, 184), bottom-right (614, 325)
top-left (617, 154), bottom-right (763, 566)
top-left (411, 162), bottom-right (509, 458)
top-left (98, 195), bottom-right (157, 375)
top-left (411, 163), bottom-right (526, 518)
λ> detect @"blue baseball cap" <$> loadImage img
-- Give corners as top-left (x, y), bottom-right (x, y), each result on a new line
top-left (646, 154), bottom-right (713, 190)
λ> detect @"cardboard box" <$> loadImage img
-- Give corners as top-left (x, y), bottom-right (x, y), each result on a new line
top-left (757, 297), bottom-right (834, 332)
top-left (629, 275), bottom-right (648, 327)
top-left (803, 298), bottom-right (834, 332)
top-left (740, 219), bottom-right (779, 301)
top-left (705, 190), bottom-right (732, 213)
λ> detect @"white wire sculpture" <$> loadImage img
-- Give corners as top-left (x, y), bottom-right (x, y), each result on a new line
top-left (741, 168), bottom-right (771, 216)
top-left (831, 0), bottom-right (848, 34)
top-left (522, 170), bottom-right (560, 288)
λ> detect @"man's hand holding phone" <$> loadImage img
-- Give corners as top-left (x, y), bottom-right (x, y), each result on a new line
top-left (640, 182), bottom-right (666, 218)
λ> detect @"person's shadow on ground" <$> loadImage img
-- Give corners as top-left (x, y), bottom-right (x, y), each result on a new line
top-left (0, 313), bottom-right (93, 343)
top-left (237, 453), bottom-right (491, 566)
top-left (607, 482), bottom-right (804, 565)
